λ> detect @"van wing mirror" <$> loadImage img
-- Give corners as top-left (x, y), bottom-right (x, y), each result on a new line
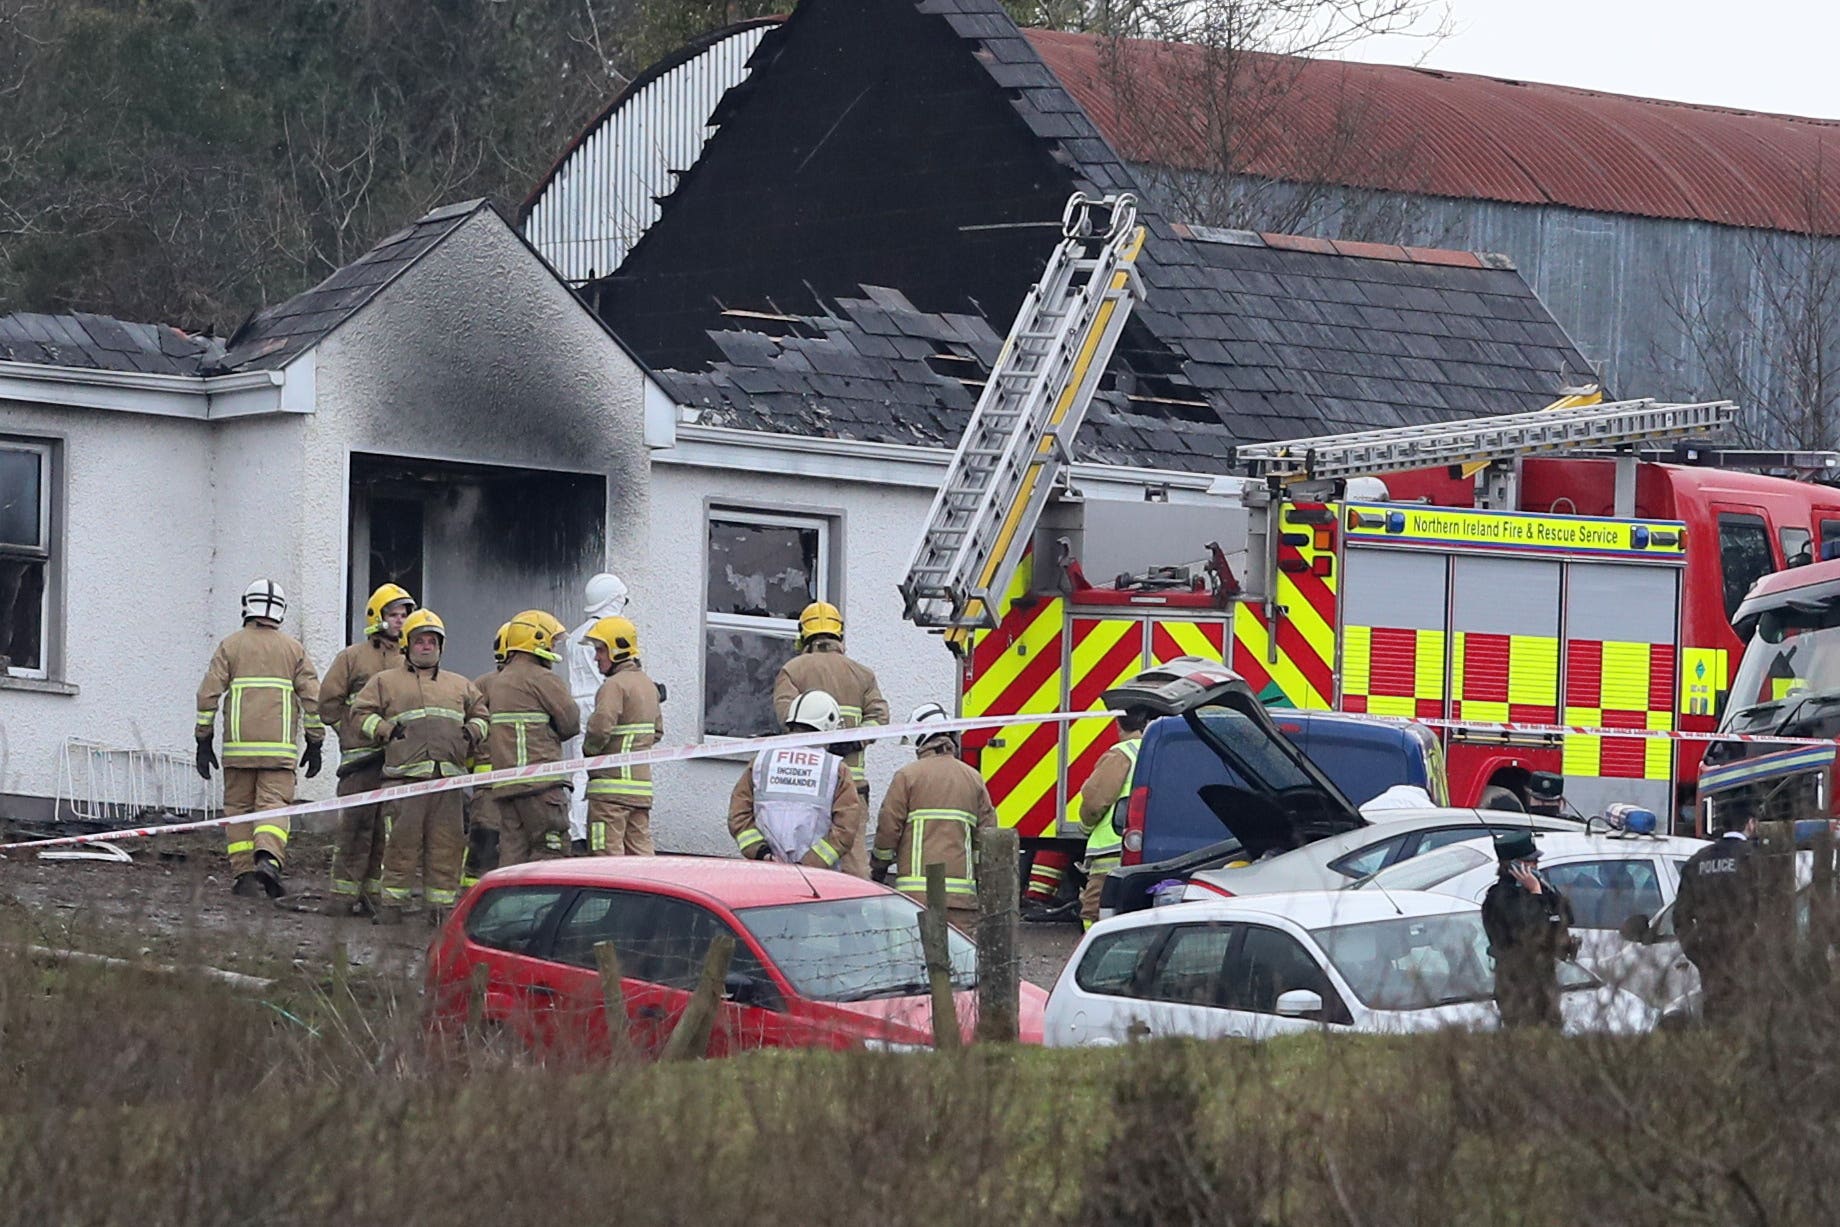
top-left (1275, 988), bottom-right (1323, 1018)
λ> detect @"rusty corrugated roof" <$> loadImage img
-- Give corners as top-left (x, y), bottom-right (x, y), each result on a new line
top-left (1025, 28), bottom-right (1840, 235)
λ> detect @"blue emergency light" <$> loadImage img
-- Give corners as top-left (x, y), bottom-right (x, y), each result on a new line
top-left (1386, 510), bottom-right (1407, 534)
top-left (1631, 526), bottom-right (1650, 549)
top-left (1604, 804), bottom-right (1658, 835)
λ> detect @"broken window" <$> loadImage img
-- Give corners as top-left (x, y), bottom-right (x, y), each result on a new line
top-left (0, 439), bottom-right (52, 678)
top-left (704, 511), bottom-right (831, 738)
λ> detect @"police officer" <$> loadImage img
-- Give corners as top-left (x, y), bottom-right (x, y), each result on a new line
top-left (1675, 812), bottom-right (1764, 1024)
top-left (1480, 830), bottom-right (1575, 1028)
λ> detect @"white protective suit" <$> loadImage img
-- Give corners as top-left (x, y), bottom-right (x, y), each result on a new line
top-left (564, 572), bottom-right (630, 841)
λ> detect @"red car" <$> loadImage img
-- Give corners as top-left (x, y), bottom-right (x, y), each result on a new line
top-left (425, 856), bottom-right (1048, 1058)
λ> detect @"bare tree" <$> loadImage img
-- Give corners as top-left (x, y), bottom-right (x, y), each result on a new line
top-left (1082, 0), bottom-right (1452, 241)
top-left (1666, 153), bottom-right (1840, 450)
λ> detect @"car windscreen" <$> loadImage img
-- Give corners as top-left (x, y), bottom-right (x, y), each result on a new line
top-left (737, 895), bottom-right (975, 1002)
top-left (1358, 844), bottom-right (1492, 892)
top-left (1312, 912), bottom-right (1597, 1012)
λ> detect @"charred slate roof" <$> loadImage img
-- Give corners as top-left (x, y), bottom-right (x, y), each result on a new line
top-left (214, 200), bottom-right (489, 372)
top-left (0, 312), bottom-right (225, 376)
top-left (595, 0), bottom-right (1593, 472)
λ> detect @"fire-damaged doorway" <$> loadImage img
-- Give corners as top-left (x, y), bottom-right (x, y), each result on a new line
top-left (347, 454), bottom-right (606, 678)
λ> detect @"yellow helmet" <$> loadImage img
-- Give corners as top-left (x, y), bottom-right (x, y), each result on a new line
top-left (400, 608), bottom-right (447, 653)
top-left (584, 615), bottom-right (640, 664)
top-left (491, 622), bottom-right (511, 665)
top-left (503, 609), bottom-right (564, 662)
top-left (799, 601), bottom-right (844, 645)
top-left (364, 583), bottom-right (417, 638)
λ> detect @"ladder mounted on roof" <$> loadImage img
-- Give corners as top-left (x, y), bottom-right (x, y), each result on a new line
top-left (1231, 397), bottom-right (1740, 487)
top-left (899, 193), bottom-right (1148, 633)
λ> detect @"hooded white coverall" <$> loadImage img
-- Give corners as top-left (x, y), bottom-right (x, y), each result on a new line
top-left (564, 574), bottom-right (629, 841)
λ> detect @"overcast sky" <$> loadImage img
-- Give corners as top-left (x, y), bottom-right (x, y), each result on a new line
top-left (1344, 0), bottom-right (1840, 119)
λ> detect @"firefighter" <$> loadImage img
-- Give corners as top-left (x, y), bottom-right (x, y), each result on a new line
top-left (1480, 830), bottom-right (1576, 1028)
top-left (488, 610), bottom-right (581, 865)
top-left (565, 572), bottom-right (630, 849)
top-left (194, 578), bottom-right (324, 899)
top-left (1076, 706), bottom-right (1149, 930)
top-left (730, 690), bottom-right (863, 869)
top-left (461, 623), bottom-right (512, 889)
top-left (1675, 812), bottom-right (1764, 1024)
top-left (773, 601), bottom-right (888, 877)
top-left (871, 702), bottom-right (996, 917)
top-left (316, 583), bottom-right (414, 915)
top-left (581, 615), bottom-right (663, 855)
top-left (349, 610), bottom-right (486, 924)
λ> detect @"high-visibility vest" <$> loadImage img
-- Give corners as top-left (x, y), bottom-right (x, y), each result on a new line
top-left (1081, 738), bottom-right (1140, 872)
top-left (751, 746), bottom-right (845, 866)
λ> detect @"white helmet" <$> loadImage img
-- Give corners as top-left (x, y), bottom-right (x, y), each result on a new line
top-left (905, 701), bottom-right (954, 744)
top-left (584, 572), bottom-right (629, 618)
top-left (785, 690), bottom-right (843, 733)
top-left (241, 578), bottom-right (287, 624)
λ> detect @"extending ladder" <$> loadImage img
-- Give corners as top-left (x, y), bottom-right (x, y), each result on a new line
top-left (899, 193), bottom-right (1147, 631)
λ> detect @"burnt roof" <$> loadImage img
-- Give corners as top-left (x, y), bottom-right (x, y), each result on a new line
top-left (0, 312), bottom-right (225, 376)
top-left (596, 0), bottom-right (1592, 470)
top-left (215, 200), bottom-right (489, 372)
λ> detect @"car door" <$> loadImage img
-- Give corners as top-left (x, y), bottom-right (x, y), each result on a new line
top-left (1218, 923), bottom-right (1348, 1040)
top-left (459, 884), bottom-right (575, 1054)
top-left (1539, 856), bottom-right (1674, 1003)
top-left (545, 889), bottom-right (785, 1059)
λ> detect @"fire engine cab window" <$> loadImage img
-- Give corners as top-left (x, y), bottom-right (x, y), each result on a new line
top-left (1781, 526), bottom-right (1814, 569)
top-left (1718, 514), bottom-right (1775, 620)
top-left (1821, 521), bottom-right (1840, 561)
top-left (703, 510), bottom-right (832, 738)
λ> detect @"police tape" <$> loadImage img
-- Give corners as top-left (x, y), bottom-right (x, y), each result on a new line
top-left (0, 708), bottom-right (1120, 855)
top-left (1348, 712), bottom-right (1839, 749)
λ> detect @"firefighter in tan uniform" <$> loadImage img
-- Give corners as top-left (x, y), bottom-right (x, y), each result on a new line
top-left (461, 623), bottom-right (511, 889)
top-left (872, 702), bottom-right (997, 918)
top-left (316, 583), bottom-right (414, 915)
top-left (1076, 707), bottom-right (1149, 930)
top-left (350, 610), bottom-right (489, 925)
top-left (729, 691), bottom-right (864, 870)
top-left (194, 578), bottom-right (324, 899)
top-left (772, 601), bottom-right (887, 877)
top-left (487, 610), bottom-right (581, 865)
top-left (581, 616), bottom-right (664, 855)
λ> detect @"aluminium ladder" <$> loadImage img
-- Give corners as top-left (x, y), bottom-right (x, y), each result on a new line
top-left (899, 193), bottom-right (1148, 632)
top-left (1232, 397), bottom-right (1740, 486)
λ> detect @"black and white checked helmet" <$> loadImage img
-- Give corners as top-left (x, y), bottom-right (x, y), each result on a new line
top-left (241, 578), bottom-right (287, 624)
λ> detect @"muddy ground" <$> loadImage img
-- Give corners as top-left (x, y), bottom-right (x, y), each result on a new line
top-left (0, 832), bottom-right (1083, 992)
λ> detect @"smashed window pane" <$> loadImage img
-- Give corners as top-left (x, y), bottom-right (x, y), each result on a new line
top-left (704, 625), bottom-right (797, 738)
top-left (0, 557), bottom-right (45, 672)
top-left (0, 448), bottom-right (42, 548)
top-left (707, 519), bottom-right (818, 619)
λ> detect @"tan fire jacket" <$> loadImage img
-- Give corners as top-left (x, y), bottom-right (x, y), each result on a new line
top-left (195, 623), bottom-right (324, 770)
top-left (319, 636), bottom-right (404, 773)
top-left (485, 654), bottom-right (581, 796)
top-left (728, 758), bottom-right (864, 870)
top-left (470, 668), bottom-right (504, 773)
top-left (772, 639), bottom-right (889, 786)
top-left (873, 741), bottom-right (998, 909)
top-left (350, 663), bottom-right (489, 780)
top-left (1078, 732), bottom-right (1143, 832)
top-left (584, 660), bottom-right (664, 808)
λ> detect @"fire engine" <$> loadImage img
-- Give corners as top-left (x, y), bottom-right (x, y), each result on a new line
top-left (901, 193), bottom-right (1840, 862)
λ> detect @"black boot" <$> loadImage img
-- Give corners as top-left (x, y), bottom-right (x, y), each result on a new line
top-left (253, 852), bottom-right (286, 899)
top-left (231, 872), bottom-right (266, 898)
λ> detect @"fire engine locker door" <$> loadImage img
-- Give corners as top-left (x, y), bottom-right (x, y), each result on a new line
top-left (1561, 563), bottom-right (1682, 824)
top-left (1339, 549), bottom-right (1449, 719)
top-left (1059, 615), bottom-right (1153, 838)
top-left (1448, 555), bottom-right (1562, 727)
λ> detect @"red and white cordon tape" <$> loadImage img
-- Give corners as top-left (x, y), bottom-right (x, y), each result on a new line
top-left (1353, 712), bottom-right (1840, 749)
top-left (0, 709), bottom-right (1120, 855)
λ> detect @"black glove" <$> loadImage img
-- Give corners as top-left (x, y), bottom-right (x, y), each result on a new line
top-left (389, 722), bottom-right (407, 741)
top-left (195, 740), bottom-right (218, 780)
top-left (870, 860), bottom-right (892, 885)
top-left (301, 741), bottom-right (323, 779)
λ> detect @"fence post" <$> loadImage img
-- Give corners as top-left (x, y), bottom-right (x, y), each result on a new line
top-left (466, 962), bottom-right (490, 1034)
top-left (660, 935), bottom-right (735, 1062)
top-left (921, 862), bottom-right (962, 1050)
top-left (975, 827), bottom-right (1020, 1043)
top-left (594, 940), bottom-right (633, 1058)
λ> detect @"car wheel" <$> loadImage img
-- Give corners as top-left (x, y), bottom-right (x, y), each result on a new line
top-left (1478, 785), bottom-right (1525, 812)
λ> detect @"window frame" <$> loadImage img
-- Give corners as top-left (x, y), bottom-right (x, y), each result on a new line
top-left (700, 503), bottom-right (839, 741)
top-left (0, 436), bottom-right (55, 681)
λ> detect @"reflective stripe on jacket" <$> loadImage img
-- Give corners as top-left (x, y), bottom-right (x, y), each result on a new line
top-left (319, 637), bottom-right (403, 770)
top-left (772, 640), bottom-right (889, 785)
top-left (195, 624), bottom-right (323, 770)
top-left (484, 655), bottom-right (581, 796)
top-left (1079, 736), bottom-right (1141, 872)
top-left (584, 660), bottom-right (664, 806)
top-left (349, 664), bottom-right (488, 780)
top-left (873, 742), bottom-right (998, 908)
